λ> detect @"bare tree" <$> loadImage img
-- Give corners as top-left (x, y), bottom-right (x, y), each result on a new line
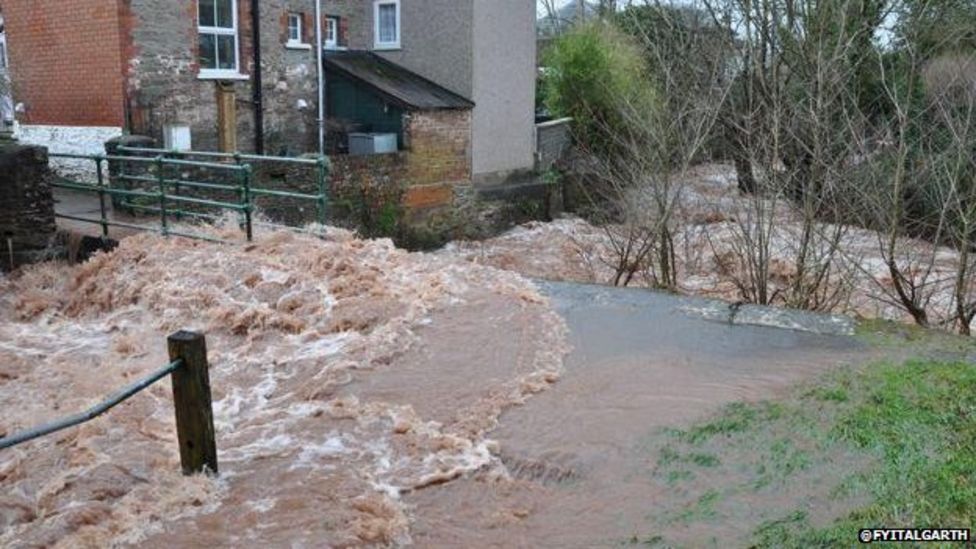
top-left (924, 56), bottom-right (976, 333)
top-left (578, 3), bottom-right (732, 289)
top-left (693, 0), bottom-right (880, 311)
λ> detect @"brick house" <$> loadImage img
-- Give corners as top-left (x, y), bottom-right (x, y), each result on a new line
top-left (0, 0), bottom-right (537, 197)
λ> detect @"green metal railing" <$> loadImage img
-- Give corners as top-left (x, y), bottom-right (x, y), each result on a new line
top-left (49, 148), bottom-right (331, 243)
top-left (50, 153), bottom-right (249, 242)
top-left (120, 147), bottom-right (331, 232)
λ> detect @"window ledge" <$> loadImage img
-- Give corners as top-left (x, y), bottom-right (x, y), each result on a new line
top-left (286, 42), bottom-right (313, 50)
top-left (198, 70), bottom-right (250, 81)
top-left (373, 43), bottom-right (401, 51)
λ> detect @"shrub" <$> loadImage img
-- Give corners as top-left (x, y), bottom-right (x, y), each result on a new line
top-left (541, 22), bottom-right (659, 155)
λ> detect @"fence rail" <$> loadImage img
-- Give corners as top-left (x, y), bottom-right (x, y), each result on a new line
top-left (49, 148), bottom-right (331, 244)
top-left (0, 359), bottom-right (183, 450)
top-left (0, 332), bottom-right (218, 476)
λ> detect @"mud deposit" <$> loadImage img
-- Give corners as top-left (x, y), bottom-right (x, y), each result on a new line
top-left (0, 229), bottom-right (566, 547)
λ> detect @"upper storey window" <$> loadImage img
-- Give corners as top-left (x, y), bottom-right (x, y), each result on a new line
top-left (198, 0), bottom-right (243, 78)
top-left (374, 0), bottom-right (400, 50)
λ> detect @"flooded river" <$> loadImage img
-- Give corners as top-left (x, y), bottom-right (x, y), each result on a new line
top-left (0, 228), bottom-right (865, 547)
top-left (406, 283), bottom-right (867, 547)
top-left (0, 229), bottom-right (565, 547)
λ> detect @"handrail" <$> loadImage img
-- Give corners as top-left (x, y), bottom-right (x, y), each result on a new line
top-left (117, 146), bottom-right (325, 165)
top-left (50, 148), bottom-right (332, 242)
top-left (51, 152), bottom-right (247, 170)
top-left (0, 332), bottom-right (219, 476)
top-left (0, 359), bottom-right (183, 450)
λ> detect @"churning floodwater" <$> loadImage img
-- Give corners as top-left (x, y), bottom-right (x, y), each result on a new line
top-left (0, 228), bottom-right (566, 547)
top-left (0, 225), bottom-right (868, 547)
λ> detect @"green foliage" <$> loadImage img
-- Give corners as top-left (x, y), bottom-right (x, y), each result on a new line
top-left (897, 0), bottom-right (976, 58)
top-left (541, 22), bottom-right (659, 154)
top-left (541, 167), bottom-right (563, 188)
top-left (614, 3), bottom-right (728, 80)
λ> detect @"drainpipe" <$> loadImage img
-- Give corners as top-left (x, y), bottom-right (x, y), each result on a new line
top-left (315, 0), bottom-right (325, 155)
top-left (251, 0), bottom-right (265, 154)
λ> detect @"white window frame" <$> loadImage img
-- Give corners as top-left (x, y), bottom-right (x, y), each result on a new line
top-left (198, 0), bottom-right (244, 80)
top-left (373, 0), bottom-right (401, 50)
top-left (324, 17), bottom-right (339, 50)
top-left (286, 12), bottom-right (311, 50)
top-left (288, 13), bottom-right (303, 44)
top-left (0, 16), bottom-right (7, 72)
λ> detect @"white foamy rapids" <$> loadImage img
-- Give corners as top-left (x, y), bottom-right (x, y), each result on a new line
top-left (0, 228), bottom-right (568, 547)
top-left (442, 163), bottom-right (975, 330)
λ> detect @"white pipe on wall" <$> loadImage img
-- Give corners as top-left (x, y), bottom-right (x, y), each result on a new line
top-left (315, 0), bottom-right (325, 155)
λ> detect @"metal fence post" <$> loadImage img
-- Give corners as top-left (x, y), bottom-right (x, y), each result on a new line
top-left (317, 156), bottom-right (329, 227)
top-left (167, 331), bottom-right (218, 476)
top-left (95, 156), bottom-right (109, 239)
top-left (232, 153), bottom-right (245, 228)
top-left (156, 156), bottom-right (169, 236)
top-left (241, 164), bottom-right (253, 242)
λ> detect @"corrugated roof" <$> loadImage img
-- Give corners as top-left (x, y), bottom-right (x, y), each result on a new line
top-left (324, 51), bottom-right (474, 111)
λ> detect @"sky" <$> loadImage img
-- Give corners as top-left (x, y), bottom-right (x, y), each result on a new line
top-left (537, 0), bottom-right (574, 18)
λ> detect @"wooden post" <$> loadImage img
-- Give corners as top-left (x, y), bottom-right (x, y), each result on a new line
top-left (216, 82), bottom-right (238, 154)
top-left (167, 331), bottom-right (218, 476)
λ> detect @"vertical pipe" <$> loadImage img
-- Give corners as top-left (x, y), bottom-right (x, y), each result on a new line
top-left (315, 0), bottom-right (325, 155)
top-left (95, 156), bottom-right (109, 239)
top-left (251, 0), bottom-right (265, 154)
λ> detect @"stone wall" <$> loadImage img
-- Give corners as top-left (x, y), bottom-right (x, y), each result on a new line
top-left (124, 0), bottom-right (255, 152)
top-left (0, 144), bottom-right (59, 271)
top-left (15, 125), bottom-right (123, 181)
top-left (124, 0), bottom-right (364, 156)
top-left (107, 107), bottom-right (475, 239)
top-left (326, 108), bottom-right (473, 218)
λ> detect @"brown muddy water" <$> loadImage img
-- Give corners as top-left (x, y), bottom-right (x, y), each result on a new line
top-left (0, 228), bottom-right (565, 548)
top-left (406, 282), bottom-right (867, 548)
top-left (0, 228), bottom-right (866, 547)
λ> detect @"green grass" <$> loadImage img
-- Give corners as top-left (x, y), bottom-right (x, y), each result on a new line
top-left (756, 359), bottom-right (976, 546)
top-left (645, 355), bottom-right (976, 548)
top-left (677, 402), bottom-right (786, 444)
top-left (824, 361), bottom-right (976, 521)
top-left (670, 489), bottom-right (722, 524)
top-left (855, 318), bottom-right (976, 355)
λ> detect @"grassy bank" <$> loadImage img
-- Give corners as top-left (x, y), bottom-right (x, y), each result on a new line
top-left (636, 324), bottom-right (976, 547)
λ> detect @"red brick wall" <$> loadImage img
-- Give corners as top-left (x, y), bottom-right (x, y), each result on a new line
top-left (3, 0), bottom-right (126, 127)
top-left (330, 109), bottom-right (473, 212)
top-left (402, 109), bottom-right (472, 208)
